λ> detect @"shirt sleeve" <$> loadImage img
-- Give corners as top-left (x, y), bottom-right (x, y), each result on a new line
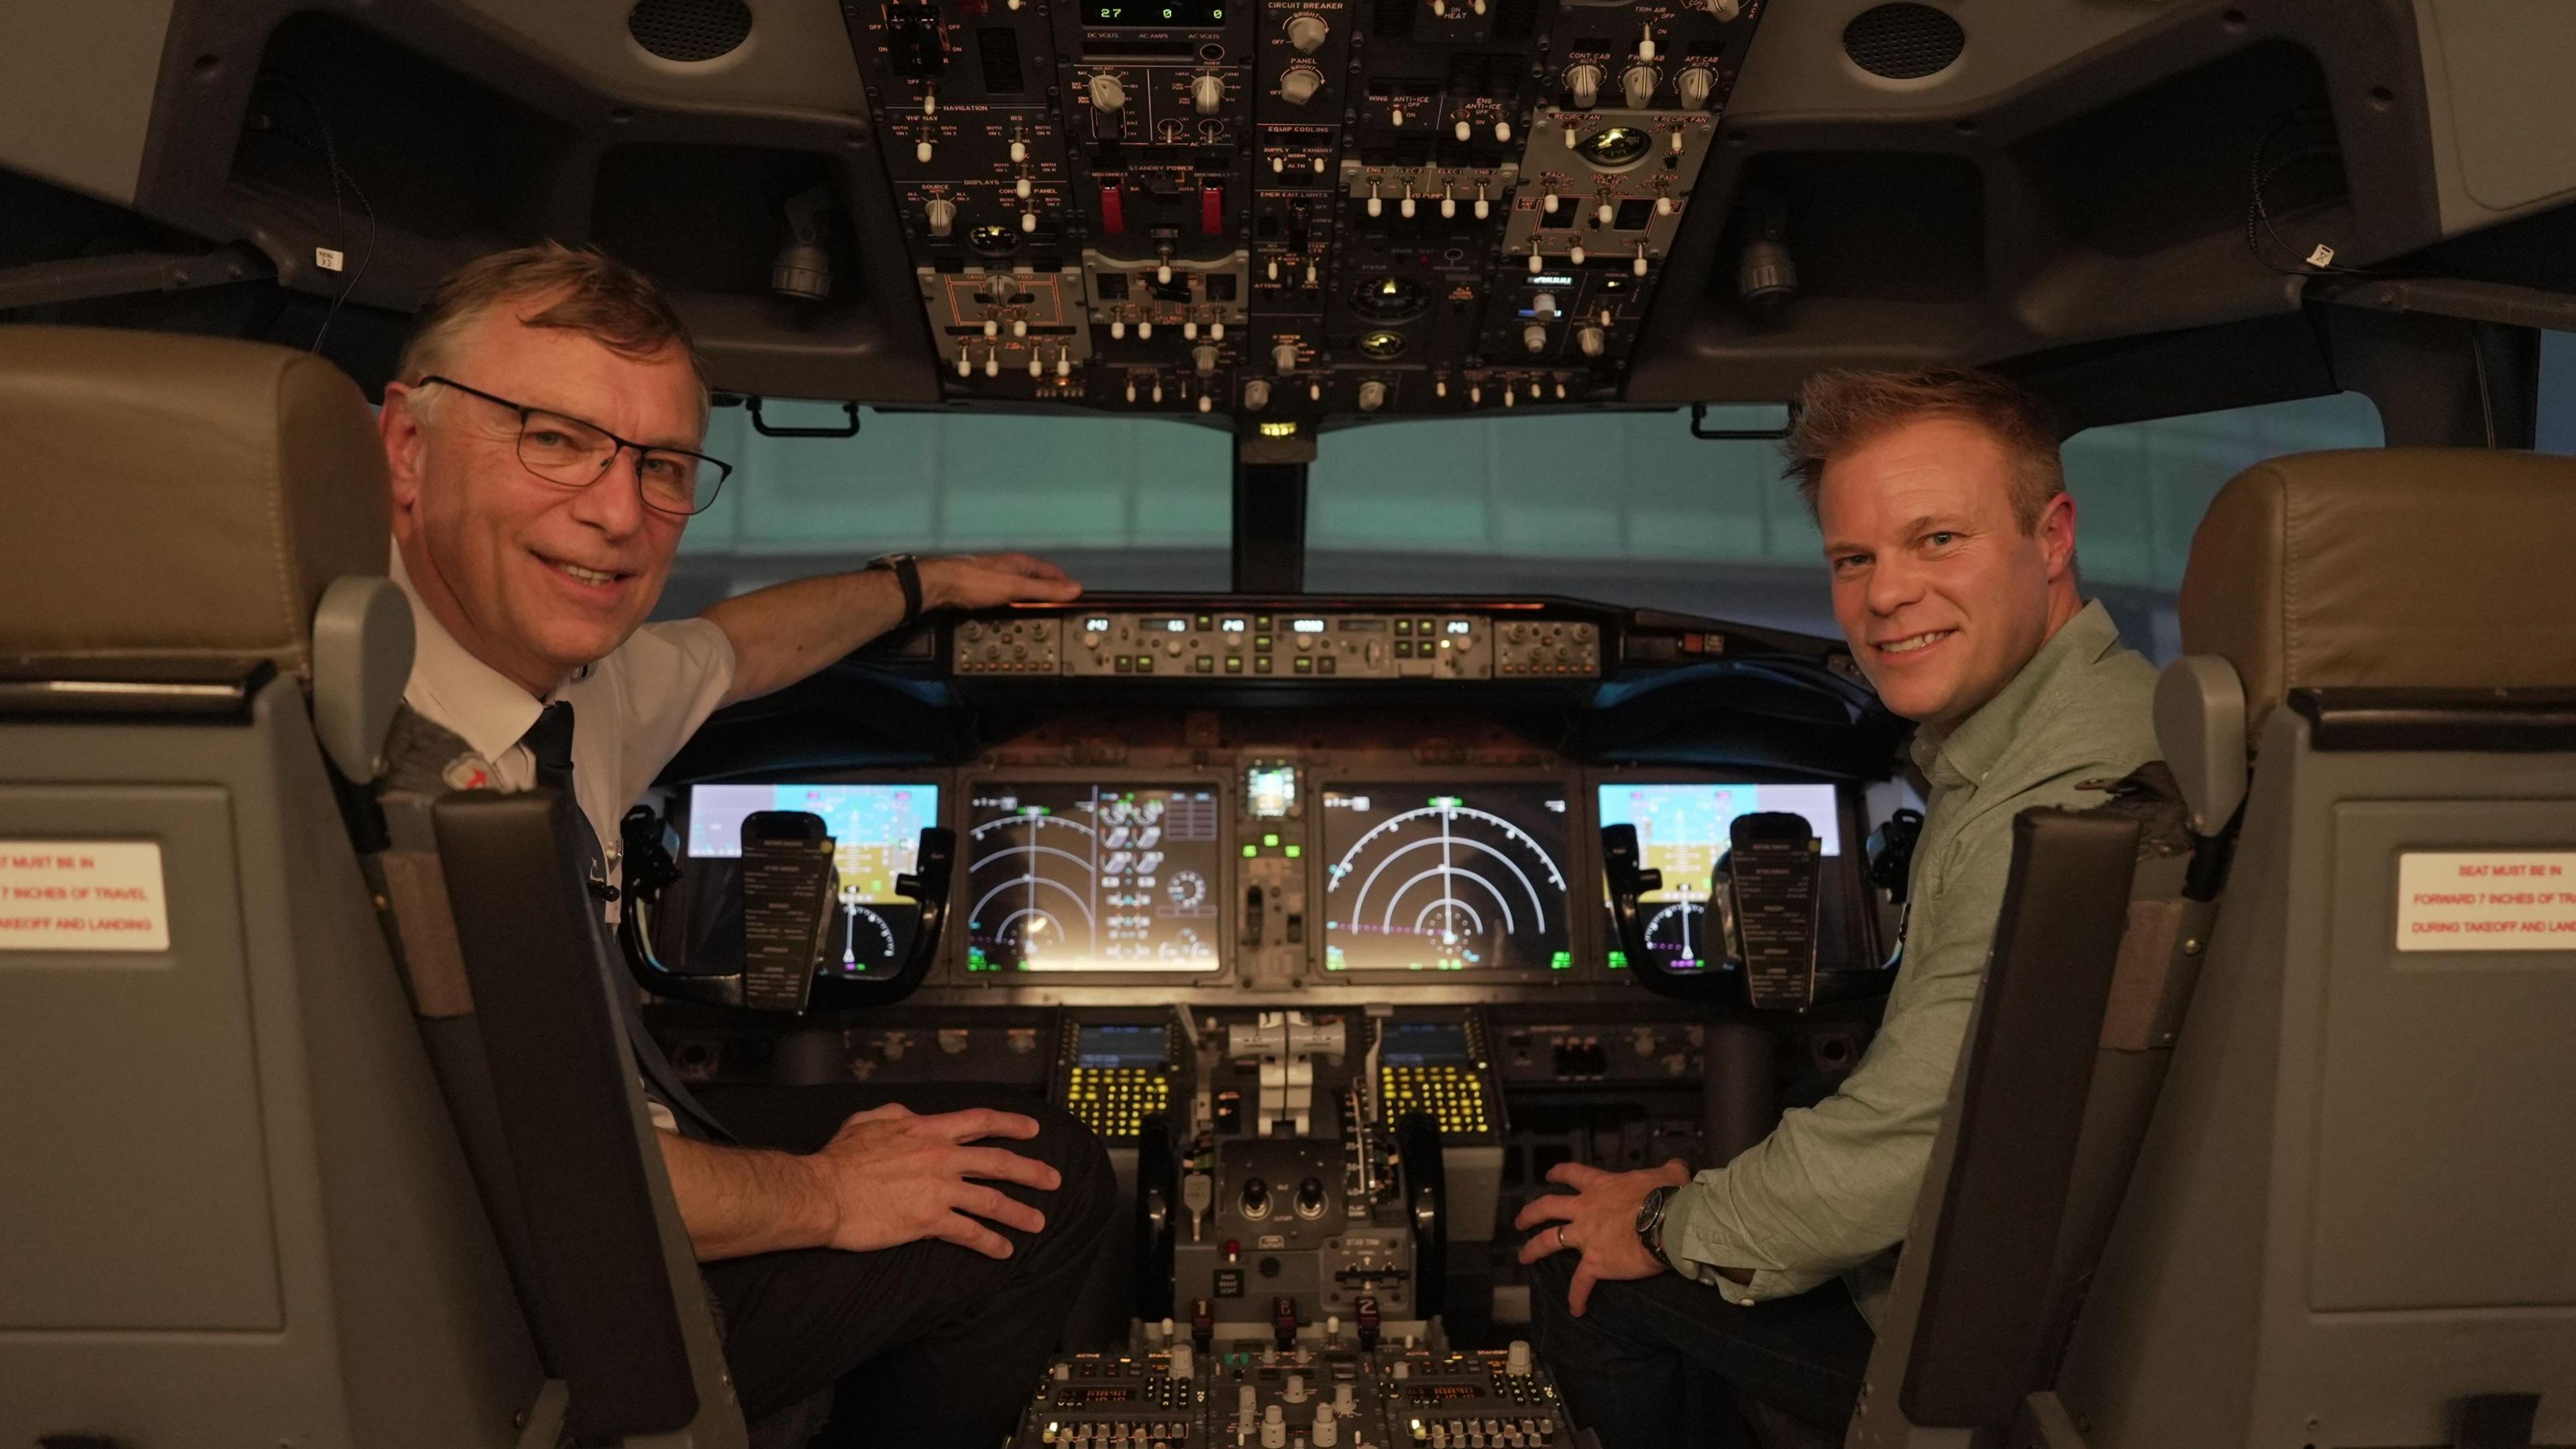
top-left (1660, 802), bottom-right (2021, 1305)
top-left (607, 617), bottom-right (739, 808)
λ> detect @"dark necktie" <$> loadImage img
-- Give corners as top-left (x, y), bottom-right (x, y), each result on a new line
top-left (521, 702), bottom-right (730, 1142)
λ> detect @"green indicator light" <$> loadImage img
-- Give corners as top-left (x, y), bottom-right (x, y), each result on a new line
top-left (1243, 844), bottom-right (1259, 857)
top-left (1607, 951), bottom-right (1629, 970)
top-left (1430, 796), bottom-right (1462, 808)
top-left (1551, 951), bottom-right (1574, 970)
top-left (1284, 845), bottom-right (1301, 858)
top-left (1263, 833), bottom-right (1281, 847)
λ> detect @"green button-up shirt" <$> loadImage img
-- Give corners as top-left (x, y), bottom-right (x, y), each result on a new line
top-left (1658, 600), bottom-right (2161, 1329)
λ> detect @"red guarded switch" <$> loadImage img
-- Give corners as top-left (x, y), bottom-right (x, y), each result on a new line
top-left (1200, 184), bottom-right (1224, 235)
top-left (1099, 184), bottom-right (1125, 235)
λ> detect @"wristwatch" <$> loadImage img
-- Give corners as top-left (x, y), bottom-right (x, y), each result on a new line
top-left (1635, 1183), bottom-right (1678, 1269)
top-left (867, 552), bottom-right (924, 629)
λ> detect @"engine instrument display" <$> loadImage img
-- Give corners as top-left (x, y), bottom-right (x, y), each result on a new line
top-left (1596, 782), bottom-right (1843, 972)
top-left (966, 784), bottom-right (1224, 972)
top-left (1321, 786), bottom-right (1572, 973)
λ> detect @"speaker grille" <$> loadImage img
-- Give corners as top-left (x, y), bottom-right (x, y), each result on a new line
top-left (629, 0), bottom-right (753, 63)
top-left (1842, 3), bottom-right (1964, 80)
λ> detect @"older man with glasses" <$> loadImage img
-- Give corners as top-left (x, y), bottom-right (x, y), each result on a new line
top-left (375, 242), bottom-right (1112, 1446)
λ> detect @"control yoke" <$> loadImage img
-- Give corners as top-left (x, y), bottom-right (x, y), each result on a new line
top-left (1601, 822), bottom-right (1730, 1005)
top-left (1603, 814), bottom-right (1829, 1010)
top-left (615, 806), bottom-right (956, 1012)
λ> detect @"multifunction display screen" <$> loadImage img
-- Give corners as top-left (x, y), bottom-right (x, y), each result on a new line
top-left (1321, 785), bottom-right (1572, 972)
top-left (1075, 1024), bottom-right (1170, 1069)
top-left (965, 784), bottom-right (1224, 971)
top-left (1379, 1020), bottom-right (1472, 1066)
top-left (1596, 782), bottom-right (1843, 972)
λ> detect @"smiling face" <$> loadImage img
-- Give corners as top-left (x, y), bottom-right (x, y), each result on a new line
top-left (382, 301), bottom-right (703, 697)
top-left (1817, 415), bottom-right (2083, 733)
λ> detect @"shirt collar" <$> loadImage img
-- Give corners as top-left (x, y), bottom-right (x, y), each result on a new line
top-left (390, 543), bottom-right (554, 766)
top-left (1906, 599), bottom-right (2123, 791)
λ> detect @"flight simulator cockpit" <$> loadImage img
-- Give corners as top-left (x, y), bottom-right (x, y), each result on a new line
top-left (6, 0), bottom-right (2576, 1446)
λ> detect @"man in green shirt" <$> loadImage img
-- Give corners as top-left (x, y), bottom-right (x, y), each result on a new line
top-left (1519, 367), bottom-right (2163, 1447)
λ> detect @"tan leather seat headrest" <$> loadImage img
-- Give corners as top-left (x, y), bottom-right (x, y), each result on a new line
top-left (0, 325), bottom-right (389, 680)
top-left (2178, 447), bottom-right (2576, 747)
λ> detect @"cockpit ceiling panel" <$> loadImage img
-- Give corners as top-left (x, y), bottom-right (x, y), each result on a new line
top-left (21, 0), bottom-right (2474, 419)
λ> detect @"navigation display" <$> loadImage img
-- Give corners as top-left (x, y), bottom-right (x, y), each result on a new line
top-left (1596, 782), bottom-right (1841, 971)
top-left (965, 784), bottom-right (1224, 971)
top-left (688, 783), bottom-right (938, 903)
top-left (1321, 785), bottom-right (1572, 972)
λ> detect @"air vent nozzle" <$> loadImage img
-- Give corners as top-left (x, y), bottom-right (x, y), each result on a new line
top-left (1842, 3), bottom-right (1964, 81)
top-left (629, 0), bottom-right (753, 63)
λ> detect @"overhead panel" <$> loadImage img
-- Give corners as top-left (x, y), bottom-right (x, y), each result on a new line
top-left (837, 0), bottom-right (1769, 421)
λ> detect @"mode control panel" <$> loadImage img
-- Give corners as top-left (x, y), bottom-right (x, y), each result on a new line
top-left (950, 610), bottom-right (1600, 680)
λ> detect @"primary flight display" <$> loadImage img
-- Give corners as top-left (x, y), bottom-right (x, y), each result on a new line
top-left (1595, 782), bottom-right (1842, 972)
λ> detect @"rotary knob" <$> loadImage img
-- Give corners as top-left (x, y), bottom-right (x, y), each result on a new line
top-left (1285, 13), bottom-right (1329, 52)
top-left (1357, 380), bottom-right (1387, 412)
top-left (1089, 72), bottom-right (1127, 111)
top-left (1273, 340), bottom-right (1299, 374)
top-left (1279, 67), bottom-right (1322, 105)
top-left (1578, 325), bottom-right (1605, 358)
top-left (1192, 72), bottom-right (1226, 115)
top-left (1565, 62), bottom-right (1603, 110)
top-left (1676, 66), bottom-right (1715, 111)
top-left (1622, 62), bottom-right (1656, 108)
top-left (924, 197), bottom-right (956, 237)
top-left (1522, 323), bottom-right (1548, 354)
top-left (1193, 343), bottom-right (1220, 376)
top-left (1705, 0), bottom-right (1742, 16)
top-left (1244, 378), bottom-right (1272, 409)
top-left (1532, 290), bottom-right (1559, 319)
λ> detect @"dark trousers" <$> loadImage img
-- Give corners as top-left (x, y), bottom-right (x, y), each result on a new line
top-left (698, 1085), bottom-right (1118, 1448)
top-left (1527, 1252), bottom-right (1874, 1449)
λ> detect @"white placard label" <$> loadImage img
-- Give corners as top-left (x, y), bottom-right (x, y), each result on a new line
top-left (0, 841), bottom-right (170, 953)
top-left (2396, 851), bottom-right (2576, 951)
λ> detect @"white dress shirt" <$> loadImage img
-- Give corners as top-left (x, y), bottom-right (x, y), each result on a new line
top-left (390, 547), bottom-right (737, 901)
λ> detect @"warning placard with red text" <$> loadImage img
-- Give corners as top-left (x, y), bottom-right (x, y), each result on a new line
top-left (2396, 851), bottom-right (2576, 952)
top-left (0, 841), bottom-right (170, 953)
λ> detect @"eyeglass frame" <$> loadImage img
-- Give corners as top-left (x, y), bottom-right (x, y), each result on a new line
top-left (410, 374), bottom-right (736, 517)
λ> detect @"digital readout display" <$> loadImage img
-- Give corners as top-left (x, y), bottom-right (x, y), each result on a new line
top-left (1084, 0), bottom-right (1226, 23)
top-left (1076, 1024), bottom-right (1169, 1069)
top-left (1379, 1020), bottom-right (1472, 1067)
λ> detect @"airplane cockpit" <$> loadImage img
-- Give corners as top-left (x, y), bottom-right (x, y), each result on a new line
top-left (5, 1), bottom-right (2576, 1446)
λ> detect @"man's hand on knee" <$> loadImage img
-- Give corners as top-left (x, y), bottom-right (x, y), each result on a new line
top-left (1514, 1158), bottom-right (1691, 1316)
top-left (805, 1103), bottom-right (1065, 1259)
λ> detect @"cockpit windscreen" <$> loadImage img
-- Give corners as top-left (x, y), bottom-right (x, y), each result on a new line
top-left (965, 784), bottom-right (1225, 972)
top-left (686, 782), bottom-right (939, 904)
top-left (1321, 786), bottom-right (1572, 973)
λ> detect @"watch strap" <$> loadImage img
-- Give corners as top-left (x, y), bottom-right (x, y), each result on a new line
top-left (869, 553), bottom-right (924, 629)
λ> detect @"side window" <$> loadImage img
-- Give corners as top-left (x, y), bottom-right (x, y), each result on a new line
top-left (2063, 392), bottom-right (2382, 660)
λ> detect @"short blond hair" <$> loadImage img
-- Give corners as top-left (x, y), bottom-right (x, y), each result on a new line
top-left (396, 241), bottom-right (708, 423)
top-left (1784, 366), bottom-right (2064, 531)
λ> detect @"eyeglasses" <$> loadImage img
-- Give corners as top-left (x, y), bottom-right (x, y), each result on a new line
top-left (413, 375), bottom-right (734, 517)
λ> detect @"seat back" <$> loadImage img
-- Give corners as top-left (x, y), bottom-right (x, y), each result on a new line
top-left (2053, 450), bottom-right (2576, 1448)
top-left (0, 326), bottom-right (534, 1446)
top-left (1847, 771), bottom-right (2194, 1448)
